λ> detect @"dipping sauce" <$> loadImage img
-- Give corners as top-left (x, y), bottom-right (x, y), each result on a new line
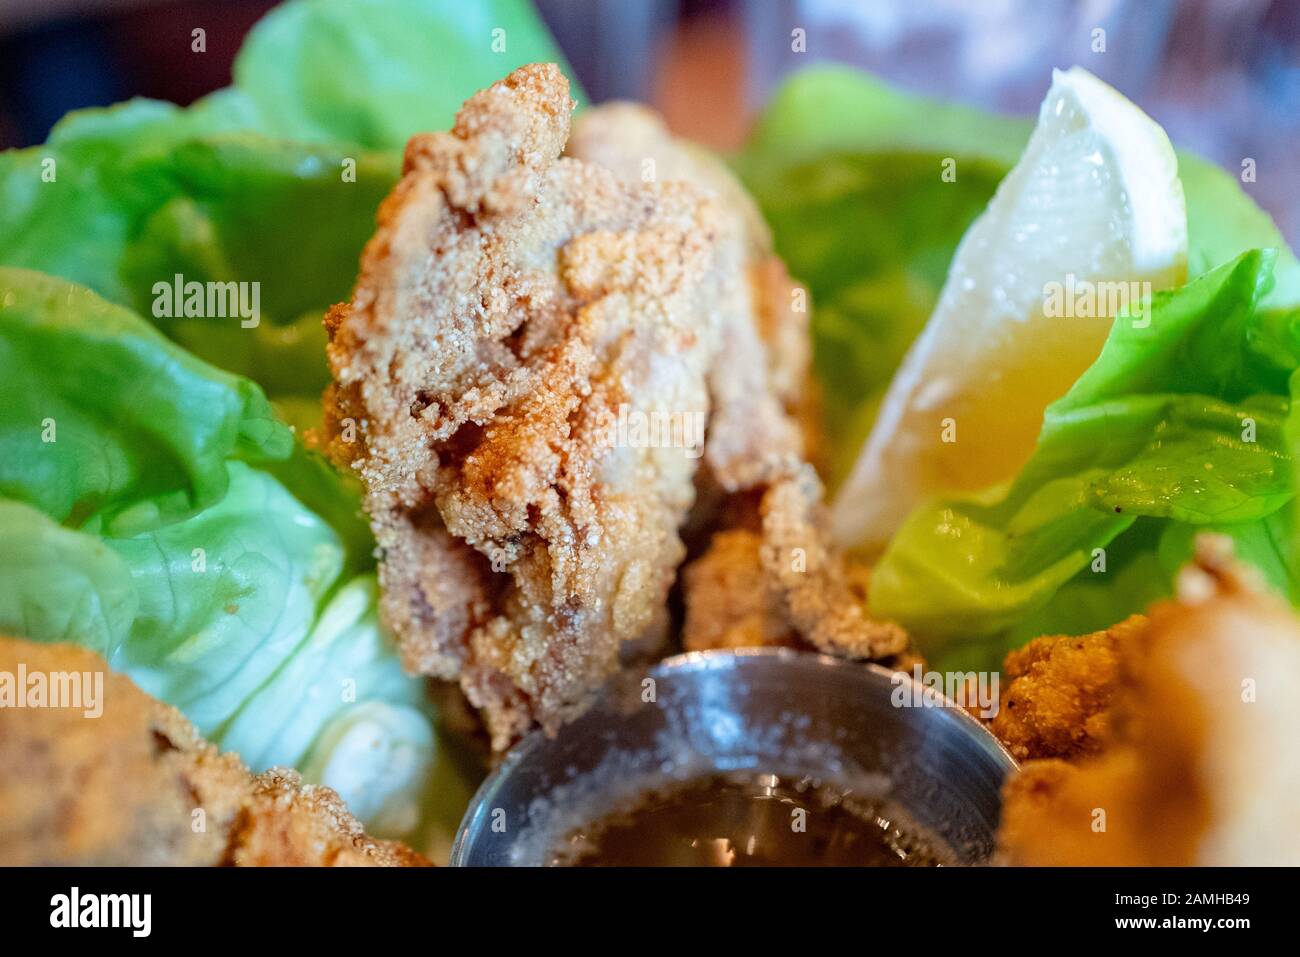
top-left (549, 771), bottom-right (953, 867)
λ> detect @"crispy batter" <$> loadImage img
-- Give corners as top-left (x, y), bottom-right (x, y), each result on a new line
top-left (571, 100), bottom-right (905, 662)
top-left (681, 529), bottom-right (801, 652)
top-left (233, 769), bottom-right (428, 867)
top-left (990, 615), bottom-right (1143, 760)
top-left (998, 538), bottom-right (1300, 865)
top-left (757, 466), bottom-right (907, 658)
top-left (681, 479), bottom-right (907, 660)
top-left (322, 64), bottom-right (725, 748)
top-left (682, 524), bottom-right (916, 671)
top-left (568, 102), bottom-right (817, 450)
top-left (0, 637), bottom-right (427, 866)
top-left (323, 65), bottom-right (903, 748)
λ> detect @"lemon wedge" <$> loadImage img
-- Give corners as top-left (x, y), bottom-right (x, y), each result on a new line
top-left (832, 66), bottom-right (1188, 552)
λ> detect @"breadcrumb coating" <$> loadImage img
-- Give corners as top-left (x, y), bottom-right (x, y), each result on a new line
top-left (323, 65), bottom-right (905, 748)
top-left (322, 64), bottom-right (725, 747)
top-left (681, 529), bottom-right (801, 652)
top-left (997, 538), bottom-right (1300, 865)
top-left (0, 637), bottom-right (427, 867)
top-left (991, 615), bottom-right (1143, 760)
top-left (681, 523), bottom-right (917, 676)
top-left (569, 101), bottom-right (818, 454)
top-left (571, 103), bottom-right (902, 660)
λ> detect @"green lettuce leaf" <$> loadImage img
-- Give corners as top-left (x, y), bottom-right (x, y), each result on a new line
top-left (870, 251), bottom-right (1300, 668)
top-left (740, 66), bottom-right (1027, 167)
top-left (0, 0), bottom-right (581, 424)
top-left (0, 267), bottom-right (289, 534)
top-left (0, 501), bottom-right (138, 659)
top-left (117, 138), bottom-right (399, 375)
top-left (103, 460), bottom-right (350, 730)
top-left (0, 105), bottom-right (399, 423)
top-left (0, 268), bottom-right (434, 838)
top-left (235, 575), bottom-right (435, 836)
top-left (234, 0), bottom-right (583, 150)
top-left (0, 100), bottom-right (239, 305)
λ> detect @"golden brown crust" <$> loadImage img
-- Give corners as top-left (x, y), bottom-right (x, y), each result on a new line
top-left (0, 637), bottom-right (428, 867)
top-left (323, 64), bottom-right (728, 747)
top-left (682, 517), bottom-right (912, 665)
top-left (570, 105), bottom-right (808, 484)
top-left (572, 100), bottom-right (906, 664)
top-left (997, 538), bottom-right (1300, 866)
top-left (325, 66), bottom-right (906, 748)
top-left (990, 615), bottom-right (1143, 761)
top-left (568, 105), bottom-right (820, 469)
top-left (566, 101), bottom-right (775, 259)
top-left (230, 769), bottom-right (430, 867)
top-left (681, 529), bottom-right (801, 652)
top-left (750, 255), bottom-right (821, 465)
top-left (757, 466), bottom-right (908, 659)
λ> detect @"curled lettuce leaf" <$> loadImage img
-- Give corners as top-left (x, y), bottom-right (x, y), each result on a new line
top-left (0, 267), bottom-right (289, 534)
top-left (0, 501), bottom-right (137, 659)
top-left (226, 575), bottom-right (436, 839)
top-left (0, 268), bottom-right (434, 838)
top-left (870, 251), bottom-right (1300, 668)
top-left (233, 0), bottom-right (583, 150)
top-left (104, 461), bottom-right (349, 732)
top-left (0, 108), bottom-right (399, 421)
top-left (0, 0), bottom-right (581, 426)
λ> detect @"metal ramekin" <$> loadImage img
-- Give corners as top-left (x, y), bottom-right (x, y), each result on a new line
top-left (451, 648), bottom-right (1016, 866)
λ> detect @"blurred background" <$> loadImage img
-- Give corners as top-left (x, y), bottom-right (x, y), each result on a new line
top-left (0, 0), bottom-right (1296, 242)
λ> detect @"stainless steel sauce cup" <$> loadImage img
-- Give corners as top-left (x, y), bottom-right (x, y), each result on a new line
top-left (452, 648), bottom-right (1016, 866)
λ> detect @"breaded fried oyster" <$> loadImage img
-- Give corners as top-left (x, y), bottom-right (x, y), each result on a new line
top-left (997, 539), bottom-right (1300, 866)
top-left (323, 64), bottom-right (904, 749)
top-left (0, 637), bottom-right (427, 867)
top-left (991, 615), bottom-right (1144, 761)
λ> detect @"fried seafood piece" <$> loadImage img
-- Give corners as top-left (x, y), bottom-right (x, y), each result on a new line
top-left (233, 769), bottom-right (428, 867)
top-left (682, 519), bottom-right (911, 666)
top-left (0, 637), bottom-right (427, 867)
top-left (322, 64), bottom-right (729, 748)
top-left (572, 101), bottom-right (906, 662)
top-left (679, 471), bottom-right (906, 660)
top-left (756, 465), bottom-right (907, 658)
top-left (990, 615), bottom-right (1144, 761)
top-left (568, 101), bottom-right (815, 445)
top-left (323, 65), bottom-right (904, 749)
top-left (998, 538), bottom-right (1300, 865)
top-left (681, 529), bottom-right (801, 652)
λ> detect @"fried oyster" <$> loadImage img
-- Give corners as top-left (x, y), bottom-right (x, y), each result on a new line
top-left (321, 64), bottom-right (904, 749)
top-left (997, 539), bottom-right (1300, 866)
top-left (0, 636), bottom-right (427, 867)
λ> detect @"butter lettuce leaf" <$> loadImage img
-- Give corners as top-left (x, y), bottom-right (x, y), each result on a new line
top-left (0, 267), bottom-right (289, 534)
top-left (870, 251), bottom-right (1300, 668)
top-left (0, 269), bottom-right (433, 838)
top-left (0, 109), bottom-right (399, 420)
top-left (234, 0), bottom-right (583, 150)
top-left (104, 460), bottom-right (349, 731)
top-left (0, 0), bottom-right (580, 426)
top-left (0, 501), bottom-right (138, 659)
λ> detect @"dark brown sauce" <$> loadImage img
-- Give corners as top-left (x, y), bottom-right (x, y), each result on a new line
top-left (550, 772), bottom-right (951, 867)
